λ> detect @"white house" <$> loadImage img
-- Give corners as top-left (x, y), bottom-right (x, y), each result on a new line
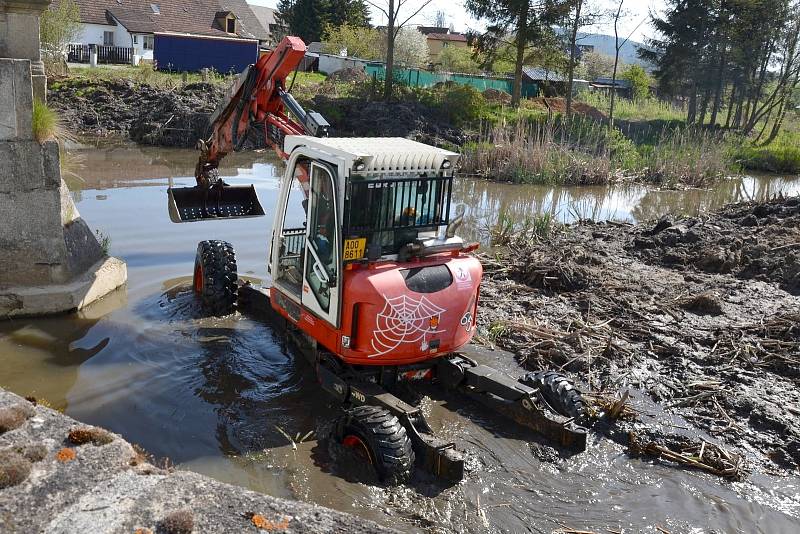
top-left (63, 0), bottom-right (269, 64)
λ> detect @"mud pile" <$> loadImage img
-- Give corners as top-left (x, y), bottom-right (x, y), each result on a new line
top-left (48, 78), bottom-right (225, 148)
top-left (309, 94), bottom-right (468, 148)
top-left (477, 196), bottom-right (800, 472)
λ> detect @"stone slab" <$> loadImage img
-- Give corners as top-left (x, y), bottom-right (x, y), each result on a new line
top-left (0, 256), bottom-right (128, 318)
top-left (0, 388), bottom-right (394, 533)
top-left (0, 59), bottom-right (33, 141)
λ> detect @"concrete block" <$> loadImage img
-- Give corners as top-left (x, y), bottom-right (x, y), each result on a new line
top-left (0, 12), bottom-right (41, 60)
top-left (0, 140), bottom-right (47, 193)
top-left (0, 256), bottom-right (128, 318)
top-left (0, 59), bottom-right (33, 141)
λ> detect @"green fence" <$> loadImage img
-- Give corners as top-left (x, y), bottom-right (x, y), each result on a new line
top-left (364, 64), bottom-right (539, 98)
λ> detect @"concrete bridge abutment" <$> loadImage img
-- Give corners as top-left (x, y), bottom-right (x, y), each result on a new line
top-left (0, 1), bottom-right (126, 318)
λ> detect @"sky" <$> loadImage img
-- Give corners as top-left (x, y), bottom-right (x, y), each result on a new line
top-left (246, 0), bottom-right (668, 44)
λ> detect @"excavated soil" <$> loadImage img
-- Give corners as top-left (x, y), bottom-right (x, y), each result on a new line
top-left (48, 78), bottom-right (225, 147)
top-left (477, 195), bottom-right (800, 473)
top-left (49, 77), bottom-right (469, 149)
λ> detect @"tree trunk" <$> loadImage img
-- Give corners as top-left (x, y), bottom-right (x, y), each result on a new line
top-left (565, 0), bottom-right (583, 121)
top-left (382, 0), bottom-right (396, 101)
top-left (698, 85), bottom-right (711, 126)
top-left (724, 83), bottom-right (736, 129)
top-left (609, 2), bottom-right (622, 131)
top-left (709, 53), bottom-right (726, 127)
top-left (687, 79), bottom-right (697, 124)
top-left (511, 3), bottom-right (529, 108)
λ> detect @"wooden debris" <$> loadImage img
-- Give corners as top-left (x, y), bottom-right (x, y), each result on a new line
top-left (628, 432), bottom-right (747, 480)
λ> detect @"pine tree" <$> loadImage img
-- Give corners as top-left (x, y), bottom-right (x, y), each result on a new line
top-left (277, 0), bottom-right (371, 44)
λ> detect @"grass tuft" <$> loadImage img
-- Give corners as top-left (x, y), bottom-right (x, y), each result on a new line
top-left (32, 99), bottom-right (59, 143)
top-left (0, 450), bottom-right (32, 489)
top-left (0, 403), bottom-right (34, 434)
top-left (160, 509), bottom-right (194, 534)
top-left (68, 426), bottom-right (114, 446)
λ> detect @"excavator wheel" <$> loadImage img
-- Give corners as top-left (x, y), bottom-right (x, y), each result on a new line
top-left (193, 240), bottom-right (238, 316)
top-left (521, 371), bottom-right (588, 424)
top-left (332, 405), bottom-right (415, 485)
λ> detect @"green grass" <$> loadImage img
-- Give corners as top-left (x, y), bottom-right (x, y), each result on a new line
top-left (31, 99), bottom-right (59, 143)
top-left (578, 91), bottom-right (685, 123)
top-left (734, 131), bottom-right (800, 174)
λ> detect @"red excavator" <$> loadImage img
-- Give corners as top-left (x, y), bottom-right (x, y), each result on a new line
top-left (168, 36), bottom-right (587, 484)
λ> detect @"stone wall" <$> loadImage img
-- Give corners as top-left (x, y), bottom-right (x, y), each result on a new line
top-left (0, 59), bottom-right (104, 287)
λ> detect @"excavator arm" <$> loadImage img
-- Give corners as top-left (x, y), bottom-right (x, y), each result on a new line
top-left (168, 36), bottom-right (328, 223)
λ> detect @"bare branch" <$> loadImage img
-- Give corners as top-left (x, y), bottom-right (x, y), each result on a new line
top-left (398, 0), bottom-right (434, 29)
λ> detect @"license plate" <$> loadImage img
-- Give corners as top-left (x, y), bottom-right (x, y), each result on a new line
top-left (343, 238), bottom-right (366, 261)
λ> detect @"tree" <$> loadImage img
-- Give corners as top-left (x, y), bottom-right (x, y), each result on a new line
top-left (642, 0), bottom-right (800, 141)
top-left (384, 26), bottom-right (429, 67)
top-left (620, 64), bottom-right (650, 100)
top-left (465, 0), bottom-right (567, 107)
top-left (578, 51), bottom-right (615, 79)
top-left (322, 24), bottom-right (382, 59)
top-left (366, 0), bottom-right (434, 100)
top-left (277, 0), bottom-right (370, 44)
top-left (562, 0), bottom-right (604, 119)
top-left (438, 45), bottom-right (481, 73)
top-left (608, 0), bottom-right (644, 130)
top-left (40, 0), bottom-right (81, 73)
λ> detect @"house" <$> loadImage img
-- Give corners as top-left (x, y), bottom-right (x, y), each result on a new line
top-left (522, 67), bottom-right (569, 97)
top-left (64, 0), bottom-right (269, 72)
top-left (416, 26), bottom-right (468, 66)
top-left (590, 77), bottom-right (633, 98)
top-left (248, 4), bottom-right (283, 46)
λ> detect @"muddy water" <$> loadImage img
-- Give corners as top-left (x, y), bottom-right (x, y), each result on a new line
top-left (1, 143), bottom-right (799, 533)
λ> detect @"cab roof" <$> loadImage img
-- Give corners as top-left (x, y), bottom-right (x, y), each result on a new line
top-left (284, 136), bottom-right (459, 175)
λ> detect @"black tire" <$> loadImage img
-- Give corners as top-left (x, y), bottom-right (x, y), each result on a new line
top-left (522, 371), bottom-right (588, 424)
top-left (193, 240), bottom-right (237, 316)
top-left (333, 405), bottom-right (415, 485)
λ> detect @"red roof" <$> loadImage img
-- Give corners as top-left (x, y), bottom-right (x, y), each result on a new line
top-left (426, 32), bottom-right (467, 43)
top-left (59, 0), bottom-right (268, 40)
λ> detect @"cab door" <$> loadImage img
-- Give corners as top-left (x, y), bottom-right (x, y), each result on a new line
top-left (301, 162), bottom-right (340, 327)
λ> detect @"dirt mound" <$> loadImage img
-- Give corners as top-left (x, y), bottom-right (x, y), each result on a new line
top-left (629, 197), bottom-right (800, 294)
top-left (325, 67), bottom-right (368, 84)
top-left (483, 88), bottom-right (512, 104)
top-left (48, 78), bottom-right (225, 147)
top-left (525, 97), bottom-right (606, 121)
top-left (310, 94), bottom-right (468, 148)
top-left (477, 196), bottom-right (800, 473)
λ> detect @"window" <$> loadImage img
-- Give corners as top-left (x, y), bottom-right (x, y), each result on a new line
top-left (345, 175), bottom-right (452, 257)
top-left (150, 3), bottom-right (160, 14)
top-left (275, 160), bottom-right (309, 297)
top-left (103, 31), bottom-right (114, 46)
top-left (133, 35), bottom-right (138, 44)
top-left (305, 165), bottom-right (337, 313)
top-left (143, 35), bottom-right (154, 50)
top-left (226, 17), bottom-right (236, 33)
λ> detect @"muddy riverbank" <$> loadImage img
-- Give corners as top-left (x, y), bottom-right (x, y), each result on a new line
top-left (478, 195), bottom-right (800, 475)
top-left (48, 77), bottom-right (467, 149)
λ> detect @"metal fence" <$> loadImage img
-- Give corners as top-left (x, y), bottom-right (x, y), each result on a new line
top-left (67, 44), bottom-right (133, 65)
top-left (364, 64), bottom-right (539, 98)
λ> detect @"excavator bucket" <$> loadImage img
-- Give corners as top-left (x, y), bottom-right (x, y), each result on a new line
top-left (167, 184), bottom-right (265, 223)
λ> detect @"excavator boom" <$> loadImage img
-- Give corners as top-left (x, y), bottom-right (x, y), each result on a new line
top-left (168, 36), bottom-right (328, 223)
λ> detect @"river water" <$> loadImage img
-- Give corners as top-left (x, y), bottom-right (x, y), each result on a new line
top-left (1, 143), bottom-right (799, 533)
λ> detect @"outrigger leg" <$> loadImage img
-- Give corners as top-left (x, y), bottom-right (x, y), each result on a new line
top-left (316, 351), bottom-right (587, 482)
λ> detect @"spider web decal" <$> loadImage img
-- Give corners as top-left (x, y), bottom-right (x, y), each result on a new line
top-left (369, 294), bottom-right (446, 358)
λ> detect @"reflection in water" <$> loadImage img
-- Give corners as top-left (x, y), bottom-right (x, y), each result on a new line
top-left (452, 175), bottom-right (800, 244)
top-left (0, 144), bottom-right (798, 532)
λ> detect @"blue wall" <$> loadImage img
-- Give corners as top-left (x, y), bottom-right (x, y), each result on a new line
top-left (154, 34), bottom-right (257, 74)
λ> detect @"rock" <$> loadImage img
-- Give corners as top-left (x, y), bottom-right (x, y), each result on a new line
top-left (0, 388), bottom-right (392, 534)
